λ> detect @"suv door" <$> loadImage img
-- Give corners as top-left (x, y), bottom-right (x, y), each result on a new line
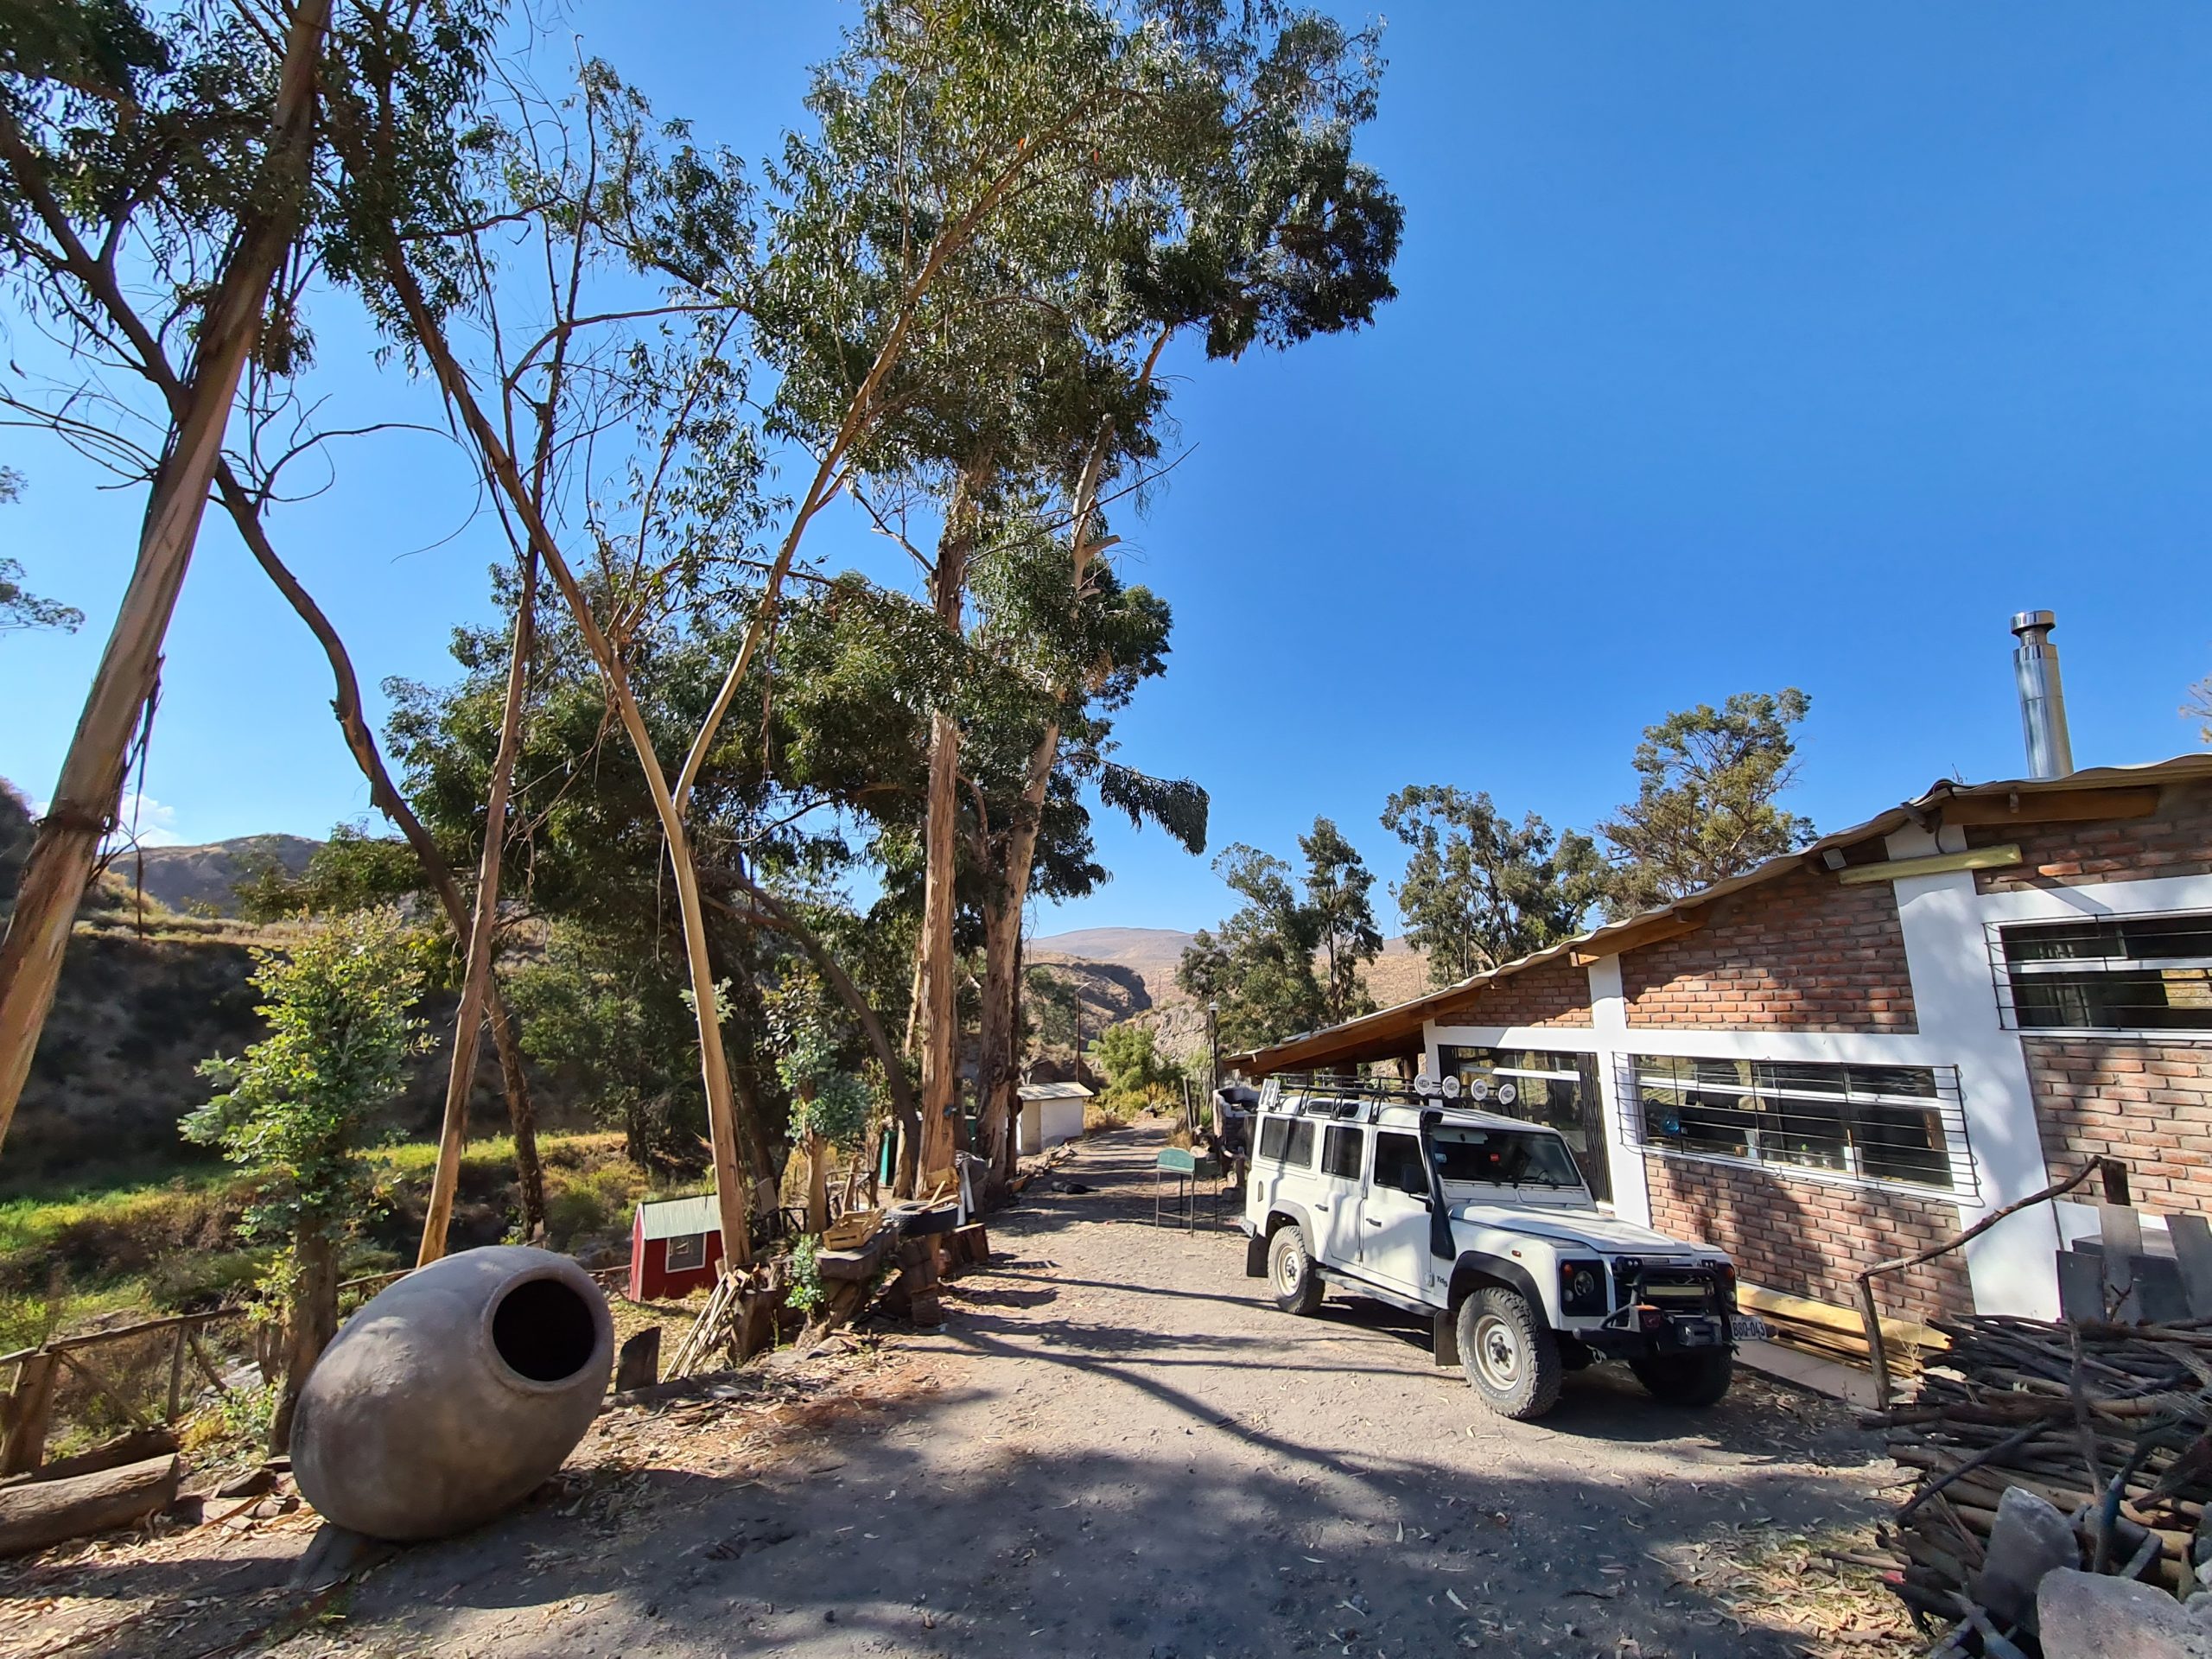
top-left (1316, 1123), bottom-right (1368, 1266)
top-left (1361, 1130), bottom-right (1436, 1296)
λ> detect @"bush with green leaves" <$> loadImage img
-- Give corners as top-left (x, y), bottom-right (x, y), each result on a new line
top-left (1087, 1022), bottom-right (1184, 1113)
top-left (181, 907), bottom-right (429, 1446)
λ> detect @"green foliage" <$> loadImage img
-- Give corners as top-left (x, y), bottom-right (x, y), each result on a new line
top-left (235, 823), bottom-right (425, 924)
top-left (1598, 690), bottom-right (1815, 914)
top-left (505, 925), bottom-right (703, 1164)
top-left (775, 1026), bottom-right (872, 1151)
top-left (1300, 818), bottom-right (1381, 1025)
top-left (181, 907), bottom-right (430, 1248)
top-left (1179, 842), bottom-right (1324, 1053)
top-left (1382, 785), bottom-right (1608, 987)
top-left (785, 1233), bottom-right (825, 1314)
top-left (1087, 1021), bottom-right (1181, 1112)
top-left (0, 469), bottom-right (79, 636)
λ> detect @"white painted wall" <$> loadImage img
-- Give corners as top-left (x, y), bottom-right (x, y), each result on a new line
top-left (1019, 1096), bottom-right (1086, 1154)
top-left (1417, 854), bottom-right (2212, 1319)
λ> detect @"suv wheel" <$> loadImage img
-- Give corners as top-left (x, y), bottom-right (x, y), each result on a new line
top-left (1268, 1225), bottom-right (1325, 1315)
top-left (1456, 1287), bottom-right (1563, 1421)
top-left (1630, 1350), bottom-right (1733, 1408)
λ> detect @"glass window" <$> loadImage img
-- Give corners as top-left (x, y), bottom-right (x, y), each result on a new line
top-left (1256, 1116), bottom-right (1290, 1164)
top-left (1284, 1119), bottom-right (1318, 1169)
top-left (664, 1233), bottom-right (706, 1272)
top-left (1373, 1131), bottom-right (1427, 1196)
top-left (1436, 1046), bottom-right (1611, 1202)
top-left (1633, 1055), bottom-right (1956, 1192)
top-left (1999, 913), bottom-right (2212, 1032)
top-left (1430, 1126), bottom-right (1584, 1191)
top-left (1322, 1124), bottom-right (1365, 1181)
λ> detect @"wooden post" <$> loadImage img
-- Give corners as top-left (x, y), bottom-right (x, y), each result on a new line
top-left (166, 1325), bottom-right (187, 1422)
top-left (2, 1352), bottom-right (57, 1475)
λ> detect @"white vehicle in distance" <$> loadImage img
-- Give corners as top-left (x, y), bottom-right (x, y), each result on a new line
top-left (1238, 1071), bottom-right (1767, 1420)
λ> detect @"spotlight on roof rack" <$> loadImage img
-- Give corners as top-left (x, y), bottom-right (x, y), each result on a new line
top-left (1440, 1076), bottom-right (1461, 1099)
top-left (1415, 1073), bottom-right (1441, 1098)
top-left (1497, 1082), bottom-right (1519, 1108)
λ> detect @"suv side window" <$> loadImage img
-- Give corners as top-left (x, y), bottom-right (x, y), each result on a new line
top-left (1374, 1131), bottom-right (1427, 1196)
top-left (1284, 1119), bottom-right (1318, 1168)
top-left (1322, 1124), bottom-right (1364, 1180)
top-left (1256, 1116), bottom-right (1290, 1164)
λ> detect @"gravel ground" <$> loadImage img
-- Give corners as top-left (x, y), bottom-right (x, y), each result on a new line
top-left (0, 1119), bottom-right (1916, 1657)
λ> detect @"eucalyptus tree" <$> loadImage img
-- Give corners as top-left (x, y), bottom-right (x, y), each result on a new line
top-left (0, 0), bottom-right (347, 1149)
top-left (1382, 785), bottom-right (1608, 986)
top-left (1599, 689), bottom-right (1815, 912)
top-left (1300, 818), bottom-right (1381, 1027)
top-left (1178, 843), bottom-right (1328, 1056)
top-left (772, 0), bottom-right (1402, 1179)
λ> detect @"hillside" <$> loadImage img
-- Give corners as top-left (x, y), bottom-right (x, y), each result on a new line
top-left (125, 834), bottom-right (320, 916)
top-left (1030, 924), bottom-right (1433, 1020)
top-left (1030, 927), bottom-right (1194, 1004)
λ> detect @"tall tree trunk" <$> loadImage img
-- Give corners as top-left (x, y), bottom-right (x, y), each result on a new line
top-left (982, 725), bottom-right (1056, 1184)
top-left (0, 0), bottom-right (332, 1154)
top-left (419, 546), bottom-right (539, 1265)
top-left (269, 1223), bottom-right (338, 1457)
top-left (213, 467), bottom-right (547, 1237)
top-left (805, 1129), bottom-right (829, 1235)
top-left (367, 247), bottom-right (753, 1268)
top-left (916, 480), bottom-right (979, 1184)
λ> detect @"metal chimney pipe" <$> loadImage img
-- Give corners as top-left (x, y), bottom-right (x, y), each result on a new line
top-left (2010, 609), bottom-right (2075, 779)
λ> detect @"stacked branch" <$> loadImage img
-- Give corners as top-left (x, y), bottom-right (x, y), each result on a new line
top-left (1867, 1313), bottom-right (2212, 1646)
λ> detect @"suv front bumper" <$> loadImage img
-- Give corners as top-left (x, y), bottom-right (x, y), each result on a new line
top-left (1579, 1311), bottom-right (1769, 1358)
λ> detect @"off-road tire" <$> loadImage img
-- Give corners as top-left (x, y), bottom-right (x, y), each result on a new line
top-left (1457, 1287), bottom-right (1564, 1421)
top-left (1630, 1350), bottom-right (1734, 1408)
top-left (1268, 1225), bottom-right (1325, 1316)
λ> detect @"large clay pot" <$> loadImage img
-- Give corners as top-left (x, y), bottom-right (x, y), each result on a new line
top-left (291, 1246), bottom-right (613, 1541)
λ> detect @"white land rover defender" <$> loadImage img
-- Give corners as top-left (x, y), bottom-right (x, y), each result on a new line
top-left (1238, 1072), bottom-right (1767, 1420)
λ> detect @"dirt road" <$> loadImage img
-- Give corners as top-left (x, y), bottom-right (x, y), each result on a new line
top-left (5, 1121), bottom-right (1913, 1656)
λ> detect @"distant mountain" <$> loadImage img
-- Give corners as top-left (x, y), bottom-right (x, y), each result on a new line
top-left (1032, 923), bottom-right (1432, 1015)
top-left (124, 835), bottom-right (321, 917)
top-left (1030, 926), bottom-right (1196, 1004)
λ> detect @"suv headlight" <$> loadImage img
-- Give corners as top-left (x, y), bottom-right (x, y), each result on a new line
top-left (1557, 1257), bottom-right (1607, 1316)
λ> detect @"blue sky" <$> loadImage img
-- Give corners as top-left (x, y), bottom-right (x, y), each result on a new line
top-left (4, 3), bottom-right (2209, 937)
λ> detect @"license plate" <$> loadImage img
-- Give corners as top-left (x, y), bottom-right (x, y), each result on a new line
top-left (1731, 1315), bottom-right (1770, 1344)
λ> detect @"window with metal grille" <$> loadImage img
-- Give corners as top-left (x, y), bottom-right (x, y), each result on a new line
top-left (1993, 912), bottom-right (2212, 1033)
top-left (1629, 1055), bottom-right (1967, 1193)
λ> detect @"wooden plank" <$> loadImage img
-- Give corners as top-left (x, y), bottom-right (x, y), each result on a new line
top-left (0, 1428), bottom-right (175, 1491)
top-left (2167, 1213), bottom-right (2212, 1319)
top-left (1738, 1283), bottom-right (1946, 1351)
top-left (1835, 844), bottom-right (2023, 886)
top-left (1939, 786), bottom-right (2161, 828)
top-left (2057, 1249), bottom-right (2107, 1321)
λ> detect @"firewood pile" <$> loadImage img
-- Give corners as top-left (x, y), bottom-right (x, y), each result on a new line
top-left (1871, 1314), bottom-right (2212, 1637)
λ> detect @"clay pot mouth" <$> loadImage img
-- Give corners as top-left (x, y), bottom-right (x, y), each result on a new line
top-left (482, 1269), bottom-right (606, 1392)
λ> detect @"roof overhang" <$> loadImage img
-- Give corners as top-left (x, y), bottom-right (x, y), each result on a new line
top-left (1225, 754), bottom-right (2210, 1079)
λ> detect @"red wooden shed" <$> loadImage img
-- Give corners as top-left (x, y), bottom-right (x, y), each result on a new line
top-left (628, 1193), bottom-right (725, 1301)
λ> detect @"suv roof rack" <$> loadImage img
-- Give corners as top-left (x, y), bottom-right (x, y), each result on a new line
top-left (1263, 1071), bottom-right (1431, 1105)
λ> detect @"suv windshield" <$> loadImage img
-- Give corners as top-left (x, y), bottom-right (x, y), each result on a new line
top-left (1432, 1126), bottom-right (1584, 1190)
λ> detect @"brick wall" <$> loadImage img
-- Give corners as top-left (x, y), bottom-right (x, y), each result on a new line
top-left (1621, 864), bottom-right (1917, 1032)
top-left (1971, 780), bottom-right (2212, 893)
top-left (1643, 1154), bottom-right (1973, 1322)
top-left (1450, 954), bottom-right (1593, 1029)
top-left (2023, 1036), bottom-right (2212, 1211)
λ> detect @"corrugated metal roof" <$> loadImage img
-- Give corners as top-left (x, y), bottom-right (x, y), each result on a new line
top-left (636, 1193), bottom-right (720, 1242)
top-left (1019, 1081), bottom-right (1094, 1101)
top-left (1227, 753), bottom-right (2212, 1077)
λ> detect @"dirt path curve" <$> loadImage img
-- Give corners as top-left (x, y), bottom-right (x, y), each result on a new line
top-left (2, 1121), bottom-right (1911, 1658)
